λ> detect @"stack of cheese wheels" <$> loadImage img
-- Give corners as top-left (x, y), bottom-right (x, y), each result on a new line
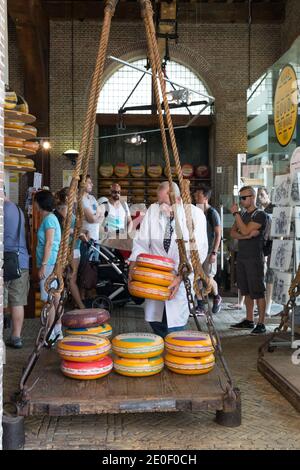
top-left (4, 136), bottom-right (24, 149)
top-left (130, 163), bottom-right (145, 178)
top-left (164, 331), bottom-right (215, 375)
top-left (22, 141), bottom-right (40, 154)
top-left (148, 164), bottom-right (162, 178)
top-left (182, 164), bottom-right (194, 178)
top-left (129, 253), bottom-right (175, 301)
top-left (115, 162), bottom-right (129, 178)
top-left (99, 163), bottom-right (114, 177)
top-left (5, 91), bottom-right (17, 110)
top-left (112, 333), bottom-right (164, 376)
top-left (18, 157), bottom-right (35, 168)
top-left (59, 308), bottom-right (113, 380)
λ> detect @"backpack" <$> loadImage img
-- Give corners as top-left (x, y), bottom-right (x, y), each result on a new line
top-left (250, 209), bottom-right (272, 257)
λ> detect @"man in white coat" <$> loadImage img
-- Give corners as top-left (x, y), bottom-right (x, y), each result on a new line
top-left (128, 181), bottom-right (208, 338)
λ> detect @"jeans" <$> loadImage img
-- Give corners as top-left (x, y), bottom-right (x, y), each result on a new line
top-left (149, 308), bottom-right (186, 339)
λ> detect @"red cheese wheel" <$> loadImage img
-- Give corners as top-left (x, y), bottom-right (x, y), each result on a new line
top-left (62, 308), bottom-right (110, 329)
top-left (195, 165), bottom-right (210, 178)
top-left (136, 253), bottom-right (175, 272)
top-left (182, 164), bottom-right (194, 178)
top-left (115, 162), bottom-right (129, 178)
top-left (61, 356), bottom-right (113, 380)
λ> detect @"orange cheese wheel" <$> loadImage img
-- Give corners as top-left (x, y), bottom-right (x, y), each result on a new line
top-left (165, 353), bottom-right (215, 375)
top-left (4, 156), bottom-right (19, 165)
top-left (182, 164), bottom-right (194, 178)
top-left (114, 355), bottom-right (164, 377)
top-left (130, 163), bottom-right (145, 178)
top-left (112, 333), bottom-right (164, 359)
top-left (147, 164), bottom-right (163, 178)
top-left (114, 162), bottom-right (129, 178)
top-left (4, 136), bottom-right (25, 148)
top-left (22, 141), bottom-right (39, 153)
top-left (99, 163), bottom-right (114, 177)
top-left (147, 187), bottom-right (158, 195)
top-left (165, 331), bottom-right (214, 358)
top-left (18, 157), bottom-right (35, 167)
top-left (129, 280), bottom-right (170, 301)
top-left (99, 179), bottom-right (114, 188)
top-left (132, 266), bottom-right (175, 287)
top-left (136, 253), bottom-right (175, 272)
top-left (131, 188), bottom-right (145, 196)
top-left (23, 124), bottom-right (37, 136)
top-left (164, 166), bottom-right (177, 177)
top-left (61, 356), bottom-right (113, 380)
top-left (148, 180), bottom-right (160, 188)
top-left (5, 120), bottom-right (25, 130)
top-left (57, 335), bottom-right (111, 362)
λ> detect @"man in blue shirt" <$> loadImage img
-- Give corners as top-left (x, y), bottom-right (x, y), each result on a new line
top-left (4, 194), bottom-right (30, 348)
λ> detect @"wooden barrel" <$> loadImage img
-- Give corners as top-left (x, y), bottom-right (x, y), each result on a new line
top-left (114, 355), bottom-right (164, 377)
top-left (165, 331), bottom-right (214, 358)
top-left (61, 308), bottom-right (110, 329)
top-left (136, 253), bottom-right (175, 272)
top-left (165, 353), bottom-right (215, 375)
top-left (61, 356), bottom-right (113, 380)
top-left (128, 280), bottom-right (170, 301)
top-left (132, 266), bottom-right (175, 287)
top-left (112, 333), bottom-right (164, 359)
top-left (57, 335), bottom-right (111, 362)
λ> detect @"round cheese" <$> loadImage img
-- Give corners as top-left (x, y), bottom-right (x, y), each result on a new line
top-left (132, 266), bottom-right (175, 287)
top-left (61, 308), bottom-right (110, 329)
top-left (4, 136), bottom-right (25, 148)
top-left (165, 331), bottom-right (214, 358)
top-left (128, 280), bottom-right (170, 301)
top-left (112, 333), bottom-right (164, 359)
top-left (136, 253), bottom-right (175, 272)
top-left (182, 164), bottom-right (194, 178)
top-left (61, 356), bottom-right (113, 380)
top-left (99, 163), bottom-right (114, 177)
top-left (147, 164), bottom-right (163, 178)
top-left (22, 141), bottom-right (39, 153)
top-left (165, 353), bottom-right (215, 375)
top-left (114, 163), bottom-right (129, 178)
top-left (195, 165), bottom-right (209, 178)
top-left (65, 323), bottom-right (112, 338)
top-left (5, 120), bottom-right (25, 130)
top-left (57, 335), bottom-right (111, 362)
top-left (130, 163), bottom-right (145, 178)
top-left (114, 355), bottom-right (164, 377)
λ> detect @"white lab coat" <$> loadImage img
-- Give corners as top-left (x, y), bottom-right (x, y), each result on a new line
top-left (128, 202), bottom-right (208, 328)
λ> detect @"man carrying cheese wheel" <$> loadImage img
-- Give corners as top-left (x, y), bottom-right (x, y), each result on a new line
top-left (128, 181), bottom-right (208, 338)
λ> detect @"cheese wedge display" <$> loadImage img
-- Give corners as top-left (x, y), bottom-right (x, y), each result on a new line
top-left (128, 280), bottom-right (171, 301)
top-left (61, 356), bottom-right (113, 380)
top-left (132, 265), bottom-right (175, 287)
top-left (114, 355), bottom-right (164, 377)
top-left (112, 333), bottom-right (164, 359)
top-left (164, 331), bottom-right (214, 358)
top-left (65, 323), bottom-right (112, 338)
top-left (165, 353), bottom-right (215, 375)
top-left (136, 253), bottom-right (175, 272)
top-left (57, 335), bottom-right (111, 362)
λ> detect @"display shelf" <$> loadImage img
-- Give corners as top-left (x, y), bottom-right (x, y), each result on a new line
top-left (4, 109), bottom-right (36, 124)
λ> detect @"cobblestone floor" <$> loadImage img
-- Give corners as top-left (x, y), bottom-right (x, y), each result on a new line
top-left (3, 299), bottom-right (300, 450)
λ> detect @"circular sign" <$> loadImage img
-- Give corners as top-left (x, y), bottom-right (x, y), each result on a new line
top-left (274, 64), bottom-right (298, 147)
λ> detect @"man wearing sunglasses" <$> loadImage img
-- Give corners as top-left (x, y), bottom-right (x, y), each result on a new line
top-left (229, 186), bottom-right (268, 335)
top-left (103, 183), bottom-right (132, 235)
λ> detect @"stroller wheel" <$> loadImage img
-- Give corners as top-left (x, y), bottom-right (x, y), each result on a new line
top-left (92, 296), bottom-right (113, 313)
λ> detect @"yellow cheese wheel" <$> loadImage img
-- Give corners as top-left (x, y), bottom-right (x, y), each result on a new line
top-left (22, 141), bottom-right (39, 152)
top-left (165, 331), bottom-right (214, 358)
top-left (164, 166), bottom-right (177, 177)
top-left (136, 253), bottom-right (175, 272)
top-left (129, 280), bottom-right (170, 301)
top-left (131, 180), bottom-right (144, 188)
top-left (165, 353), bottom-right (215, 375)
top-left (57, 335), bottom-right (111, 362)
top-left (195, 165), bottom-right (209, 178)
top-left (182, 164), bottom-right (194, 178)
top-left (118, 179), bottom-right (130, 187)
top-left (130, 163), bottom-right (145, 178)
top-left (147, 164), bottom-right (163, 178)
top-left (114, 162), bottom-right (129, 178)
top-left (114, 355), bottom-right (164, 377)
top-left (132, 266), bottom-right (175, 287)
top-left (61, 356), bottom-right (113, 380)
top-left (148, 180), bottom-right (160, 188)
top-left (4, 136), bottom-right (25, 148)
top-left (4, 156), bottom-right (19, 165)
top-left (112, 333), bottom-right (164, 359)
top-left (5, 120), bottom-right (25, 130)
top-left (17, 157), bottom-right (34, 167)
top-left (99, 179), bottom-right (114, 188)
top-left (4, 91), bottom-right (17, 110)
top-left (65, 323), bottom-right (112, 338)
top-left (23, 124), bottom-right (37, 136)
top-left (99, 163), bottom-right (114, 177)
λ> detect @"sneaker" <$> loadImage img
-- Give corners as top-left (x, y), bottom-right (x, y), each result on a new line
top-left (250, 323), bottom-right (266, 335)
top-left (6, 336), bottom-right (23, 349)
top-left (230, 319), bottom-right (255, 329)
top-left (212, 295), bottom-right (222, 314)
top-left (190, 306), bottom-right (206, 317)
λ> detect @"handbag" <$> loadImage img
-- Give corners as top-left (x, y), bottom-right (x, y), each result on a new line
top-left (4, 206), bottom-right (22, 282)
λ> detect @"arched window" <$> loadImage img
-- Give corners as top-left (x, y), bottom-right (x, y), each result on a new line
top-left (97, 58), bottom-right (212, 115)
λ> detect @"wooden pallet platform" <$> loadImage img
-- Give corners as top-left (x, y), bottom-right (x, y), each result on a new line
top-left (258, 347), bottom-right (300, 413)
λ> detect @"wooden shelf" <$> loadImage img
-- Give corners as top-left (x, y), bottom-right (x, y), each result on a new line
top-left (98, 176), bottom-right (210, 181)
top-left (4, 109), bottom-right (36, 124)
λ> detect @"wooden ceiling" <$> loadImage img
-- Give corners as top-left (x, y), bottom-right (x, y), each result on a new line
top-left (38, 0), bottom-right (287, 24)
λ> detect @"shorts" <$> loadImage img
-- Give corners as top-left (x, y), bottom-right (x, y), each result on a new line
top-left (4, 269), bottom-right (30, 308)
top-left (73, 249), bottom-right (81, 259)
top-left (39, 264), bottom-right (58, 302)
top-left (236, 257), bottom-right (265, 300)
top-left (203, 255), bottom-right (217, 278)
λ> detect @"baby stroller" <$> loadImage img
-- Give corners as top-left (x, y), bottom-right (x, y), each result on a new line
top-left (77, 240), bottom-right (144, 312)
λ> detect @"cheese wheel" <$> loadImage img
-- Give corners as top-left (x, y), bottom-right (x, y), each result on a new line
top-left (4, 136), bottom-right (25, 148)
top-left (112, 333), bottom-right (164, 359)
top-left (195, 165), bottom-right (209, 178)
top-left (62, 308), bottom-right (110, 329)
top-left (4, 156), bottom-right (19, 165)
top-left (130, 163), bottom-right (145, 178)
top-left (129, 280), bottom-right (170, 301)
top-left (22, 141), bottom-right (40, 152)
top-left (114, 355), bottom-right (164, 377)
top-left (165, 353), bottom-right (215, 375)
top-left (61, 356), bottom-right (113, 380)
top-left (99, 179), bottom-right (114, 188)
top-left (99, 163), bottom-right (114, 177)
top-left (165, 331), bottom-right (214, 358)
top-left (164, 166), bottom-right (177, 177)
top-left (114, 162), bottom-right (129, 178)
top-left (57, 335), bottom-right (111, 362)
top-left (4, 91), bottom-right (17, 110)
top-left (15, 95), bottom-right (29, 114)
top-left (23, 124), bottom-right (37, 136)
top-left (182, 164), bottom-right (194, 178)
top-left (136, 253), bottom-right (175, 272)
top-left (148, 164), bottom-right (163, 178)
top-left (18, 157), bottom-right (35, 167)
top-left (118, 179), bottom-right (130, 187)
top-left (5, 120), bottom-right (25, 130)
top-left (132, 266), bottom-right (175, 287)
top-left (131, 180), bottom-right (144, 188)
top-left (131, 188), bottom-right (145, 196)
top-left (65, 323), bottom-right (112, 338)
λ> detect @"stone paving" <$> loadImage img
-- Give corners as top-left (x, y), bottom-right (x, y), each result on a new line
top-left (3, 299), bottom-right (300, 450)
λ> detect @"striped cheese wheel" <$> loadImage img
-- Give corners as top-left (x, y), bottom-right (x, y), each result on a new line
top-left (62, 308), bottom-right (110, 329)
top-left (132, 266), bottom-right (175, 287)
top-left (129, 280), bottom-right (170, 301)
top-left (165, 331), bottom-right (214, 358)
top-left (165, 353), bottom-right (215, 375)
top-left (5, 120), bottom-right (25, 130)
top-left (114, 355), bottom-right (164, 377)
top-left (130, 163), bottom-right (145, 178)
top-left (147, 164), bottom-right (163, 178)
top-left (182, 164), bottom-right (194, 178)
top-left (118, 179), bottom-right (130, 187)
top-left (114, 162), bottom-right (129, 178)
top-left (57, 335), bottom-right (111, 362)
top-left (99, 163), bottom-right (114, 177)
top-left (112, 333), bottom-right (164, 359)
top-left (164, 166), bottom-right (177, 177)
top-left (4, 136), bottom-right (25, 148)
top-left (99, 179), bottom-right (114, 188)
top-left (136, 253), bottom-right (175, 272)
top-left (147, 187), bottom-right (158, 196)
top-left (22, 141), bottom-right (40, 152)
top-left (61, 356), bottom-right (113, 380)
top-left (23, 124), bottom-right (37, 136)
top-left (195, 165), bottom-right (209, 178)
top-left (65, 323), bottom-right (112, 338)
top-left (5, 91), bottom-right (17, 109)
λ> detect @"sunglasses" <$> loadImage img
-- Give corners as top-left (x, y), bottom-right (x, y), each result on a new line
top-left (239, 195), bottom-right (253, 201)
top-left (112, 190), bottom-right (121, 194)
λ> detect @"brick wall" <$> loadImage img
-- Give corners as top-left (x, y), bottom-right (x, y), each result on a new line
top-left (0, 0), bottom-right (6, 451)
top-left (281, 0), bottom-right (300, 53)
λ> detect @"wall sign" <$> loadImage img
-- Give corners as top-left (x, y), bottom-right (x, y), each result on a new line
top-left (274, 64), bottom-right (298, 147)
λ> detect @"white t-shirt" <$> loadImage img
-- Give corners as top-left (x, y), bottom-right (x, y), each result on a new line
top-left (105, 201), bottom-right (130, 232)
top-left (82, 194), bottom-right (101, 241)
